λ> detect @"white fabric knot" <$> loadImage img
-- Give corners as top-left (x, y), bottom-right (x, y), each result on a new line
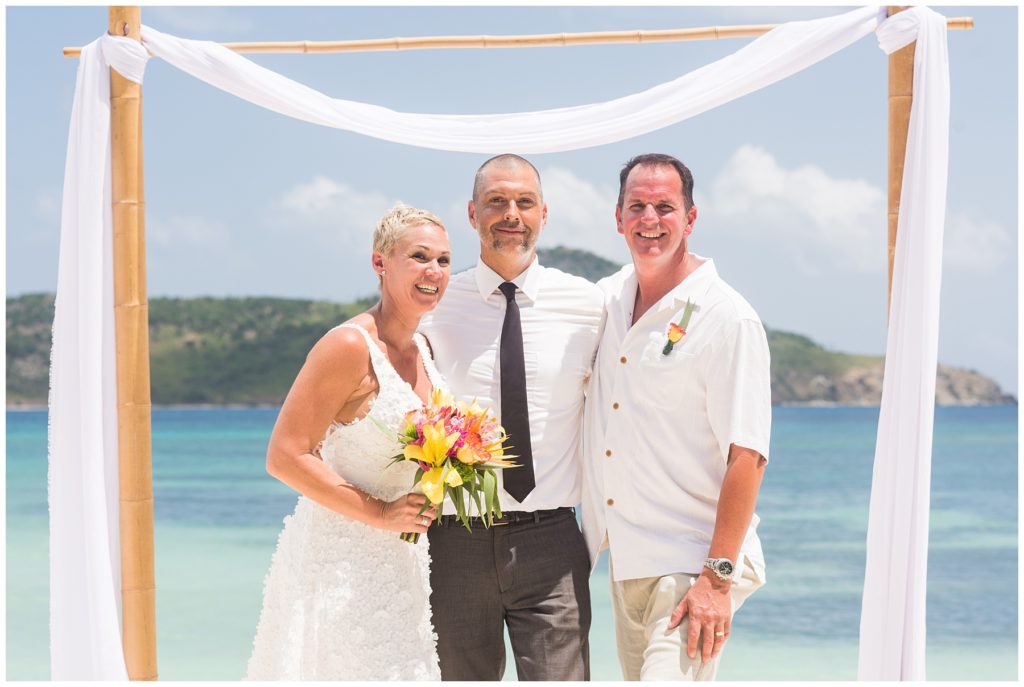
top-left (100, 33), bottom-right (149, 83)
top-left (876, 6), bottom-right (923, 55)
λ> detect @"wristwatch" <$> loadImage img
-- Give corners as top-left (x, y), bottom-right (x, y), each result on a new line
top-left (704, 557), bottom-right (735, 580)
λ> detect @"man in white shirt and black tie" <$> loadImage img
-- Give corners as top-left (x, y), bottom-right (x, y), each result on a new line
top-left (582, 153), bottom-right (771, 681)
top-left (420, 154), bottom-right (603, 680)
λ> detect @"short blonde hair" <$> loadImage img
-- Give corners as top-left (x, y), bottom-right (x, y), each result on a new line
top-left (372, 203), bottom-right (446, 256)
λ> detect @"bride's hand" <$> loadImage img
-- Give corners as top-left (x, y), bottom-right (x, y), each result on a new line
top-left (378, 493), bottom-right (438, 533)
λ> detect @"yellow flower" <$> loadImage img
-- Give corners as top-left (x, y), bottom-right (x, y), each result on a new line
top-left (402, 420), bottom-right (459, 466)
top-left (457, 397), bottom-right (485, 416)
top-left (430, 388), bottom-right (454, 409)
top-left (667, 323), bottom-right (686, 343)
top-left (420, 465), bottom-right (463, 504)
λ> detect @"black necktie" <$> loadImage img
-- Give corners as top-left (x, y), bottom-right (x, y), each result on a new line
top-left (498, 281), bottom-right (535, 501)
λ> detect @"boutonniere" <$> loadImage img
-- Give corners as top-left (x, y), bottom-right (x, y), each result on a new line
top-left (662, 299), bottom-right (696, 355)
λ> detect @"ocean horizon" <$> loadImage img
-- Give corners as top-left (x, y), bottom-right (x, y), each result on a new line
top-left (7, 405), bottom-right (1017, 680)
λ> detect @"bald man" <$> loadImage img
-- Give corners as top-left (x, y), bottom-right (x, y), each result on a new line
top-left (420, 154), bottom-right (604, 680)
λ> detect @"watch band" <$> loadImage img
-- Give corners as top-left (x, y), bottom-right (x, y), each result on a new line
top-left (704, 557), bottom-right (735, 580)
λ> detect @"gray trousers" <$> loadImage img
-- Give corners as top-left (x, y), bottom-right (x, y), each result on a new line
top-left (427, 508), bottom-right (592, 681)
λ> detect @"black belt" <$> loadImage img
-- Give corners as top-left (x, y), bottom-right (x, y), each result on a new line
top-left (438, 506), bottom-right (574, 528)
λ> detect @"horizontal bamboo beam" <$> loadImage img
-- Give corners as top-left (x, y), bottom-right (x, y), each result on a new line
top-left (62, 16), bottom-right (974, 57)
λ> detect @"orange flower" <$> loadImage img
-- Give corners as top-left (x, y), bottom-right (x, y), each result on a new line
top-left (667, 323), bottom-right (686, 343)
top-left (663, 299), bottom-right (696, 356)
top-left (456, 431), bottom-right (491, 465)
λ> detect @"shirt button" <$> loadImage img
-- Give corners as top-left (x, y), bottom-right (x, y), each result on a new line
top-left (607, 498), bottom-right (615, 506)
top-left (605, 449), bottom-right (612, 457)
top-left (619, 356), bottom-right (627, 364)
top-left (612, 402), bottom-right (620, 410)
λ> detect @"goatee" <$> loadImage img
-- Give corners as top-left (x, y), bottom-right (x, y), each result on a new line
top-left (489, 223), bottom-right (533, 253)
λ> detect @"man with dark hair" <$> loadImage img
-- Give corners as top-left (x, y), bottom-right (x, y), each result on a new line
top-left (420, 153), bottom-right (603, 680)
top-left (582, 153), bottom-right (771, 681)
top-left (616, 152), bottom-right (695, 208)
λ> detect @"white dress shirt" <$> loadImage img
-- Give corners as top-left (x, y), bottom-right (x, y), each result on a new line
top-left (420, 256), bottom-right (604, 514)
top-left (581, 256), bottom-right (771, 582)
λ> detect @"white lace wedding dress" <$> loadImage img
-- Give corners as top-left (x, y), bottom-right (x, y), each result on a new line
top-left (245, 324), bottom-right (443, 680)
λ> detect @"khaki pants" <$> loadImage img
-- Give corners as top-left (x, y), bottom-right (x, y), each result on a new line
top-left (610, 558), bottom-right (764, 681)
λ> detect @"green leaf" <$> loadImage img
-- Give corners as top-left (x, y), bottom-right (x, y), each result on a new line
top-left (368, 413), bottom-right (399, 439)
top-left (455, 460), bottom-right (474, 483)
top-left (453, 486), bottom-right (466, 521)
top-left (469, 486), bottom-right (484, 523)
top-left (679, 298), bottom-right (696, 329)
top-left (384, 453), bottom-right (408, 472)
top-left (452, 488), bottom-right (473, 533)
top-left (410, 467), bottom-right (424, 490)
top-left (483, 469), bottom-right (499, 520)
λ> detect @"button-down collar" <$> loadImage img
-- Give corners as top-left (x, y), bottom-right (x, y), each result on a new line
top-left (632, 255), bottom-right (719, 321)
top-left (473, 255), bottom-right (542, 303)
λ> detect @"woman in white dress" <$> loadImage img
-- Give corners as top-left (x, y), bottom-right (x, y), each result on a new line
top-left (245, 203), bottom-right (451, 680)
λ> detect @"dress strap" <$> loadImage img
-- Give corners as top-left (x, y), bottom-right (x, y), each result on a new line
top-left (335, 323), bottom-right (396, 385)
top-left (413, 332), bottom-right (445, 392)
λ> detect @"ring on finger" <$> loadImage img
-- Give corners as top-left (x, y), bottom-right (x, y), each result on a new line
top-left (714, 631), bottom-right (726, 637)
top-left (419, 516), bottom-right (429, 526)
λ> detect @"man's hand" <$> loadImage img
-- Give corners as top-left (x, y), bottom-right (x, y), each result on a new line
top-left (667, 571), bottom-right (731, 662)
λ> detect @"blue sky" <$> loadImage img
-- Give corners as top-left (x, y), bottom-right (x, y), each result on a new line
top-left (5, 4), bottom-right (1018, 394)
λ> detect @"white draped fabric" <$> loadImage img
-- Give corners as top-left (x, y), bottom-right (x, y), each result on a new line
top-left (138, 7), bottom-right (881, 153)
top-left (859, 7), bottom-right (949, 681)
top-left (49, 34), bottom-right (147, 681)
top-left (50, 5), bottom-right (949, 680)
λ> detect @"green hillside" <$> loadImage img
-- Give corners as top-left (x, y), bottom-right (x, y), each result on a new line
top-left (536, 246), bottom-right (621, 282)
top-left (6, 248), bottom-right (1014, 407)
top-left (8, 293), bottom-right (373, 405)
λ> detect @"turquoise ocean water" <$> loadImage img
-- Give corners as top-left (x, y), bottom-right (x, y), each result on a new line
top-left (7, 406), bottom-right (1018, 680)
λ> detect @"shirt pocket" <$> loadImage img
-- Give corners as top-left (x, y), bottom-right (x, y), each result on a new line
top-left (638, 335), bottom-right (700, 403)
top-left (638, 327), bottom-right (699, 365)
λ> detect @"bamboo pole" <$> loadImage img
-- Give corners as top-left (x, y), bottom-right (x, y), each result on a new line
top-left (63, 16), bottom-right (974, 57)
top-left (887, 6), bottom-right (915, 316)
top-left (109, 5), bottom-right (157, 681)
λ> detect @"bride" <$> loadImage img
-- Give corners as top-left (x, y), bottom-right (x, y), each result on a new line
top-left (245, 203), bottom-right (451, 680)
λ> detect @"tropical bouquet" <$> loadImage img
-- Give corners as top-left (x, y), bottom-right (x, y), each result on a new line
top-left (381, 389), bottom-right (517, 543)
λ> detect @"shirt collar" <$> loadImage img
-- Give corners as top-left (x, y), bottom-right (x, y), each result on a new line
top-left (661, 254), bottom-right (717, 310)
top-left (474, 255), bottom-right (542, 303)
top-left (618, 254), bottom-right (717, 318)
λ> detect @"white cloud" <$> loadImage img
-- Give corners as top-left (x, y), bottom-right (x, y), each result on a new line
top-left (535, 167), bottom-right (630, 263)
top-left (942, 213), bottom-right (1013, 270)
top-left (269, 172), bottom-right (629, 272)
top-left (146, 8), bottom-right (255, 36)
top-left (275, 176), bottom-right (397, 245)
top-left (702, 144), bottom-right (886, 272)
top-left (699, 145), bottom-right (1013, 275)
top-left (149, 215), bottom-right (229, 247)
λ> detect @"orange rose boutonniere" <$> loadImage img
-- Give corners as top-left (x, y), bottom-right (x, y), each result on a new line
top-left (662, 299), bottom-right (696, 355)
